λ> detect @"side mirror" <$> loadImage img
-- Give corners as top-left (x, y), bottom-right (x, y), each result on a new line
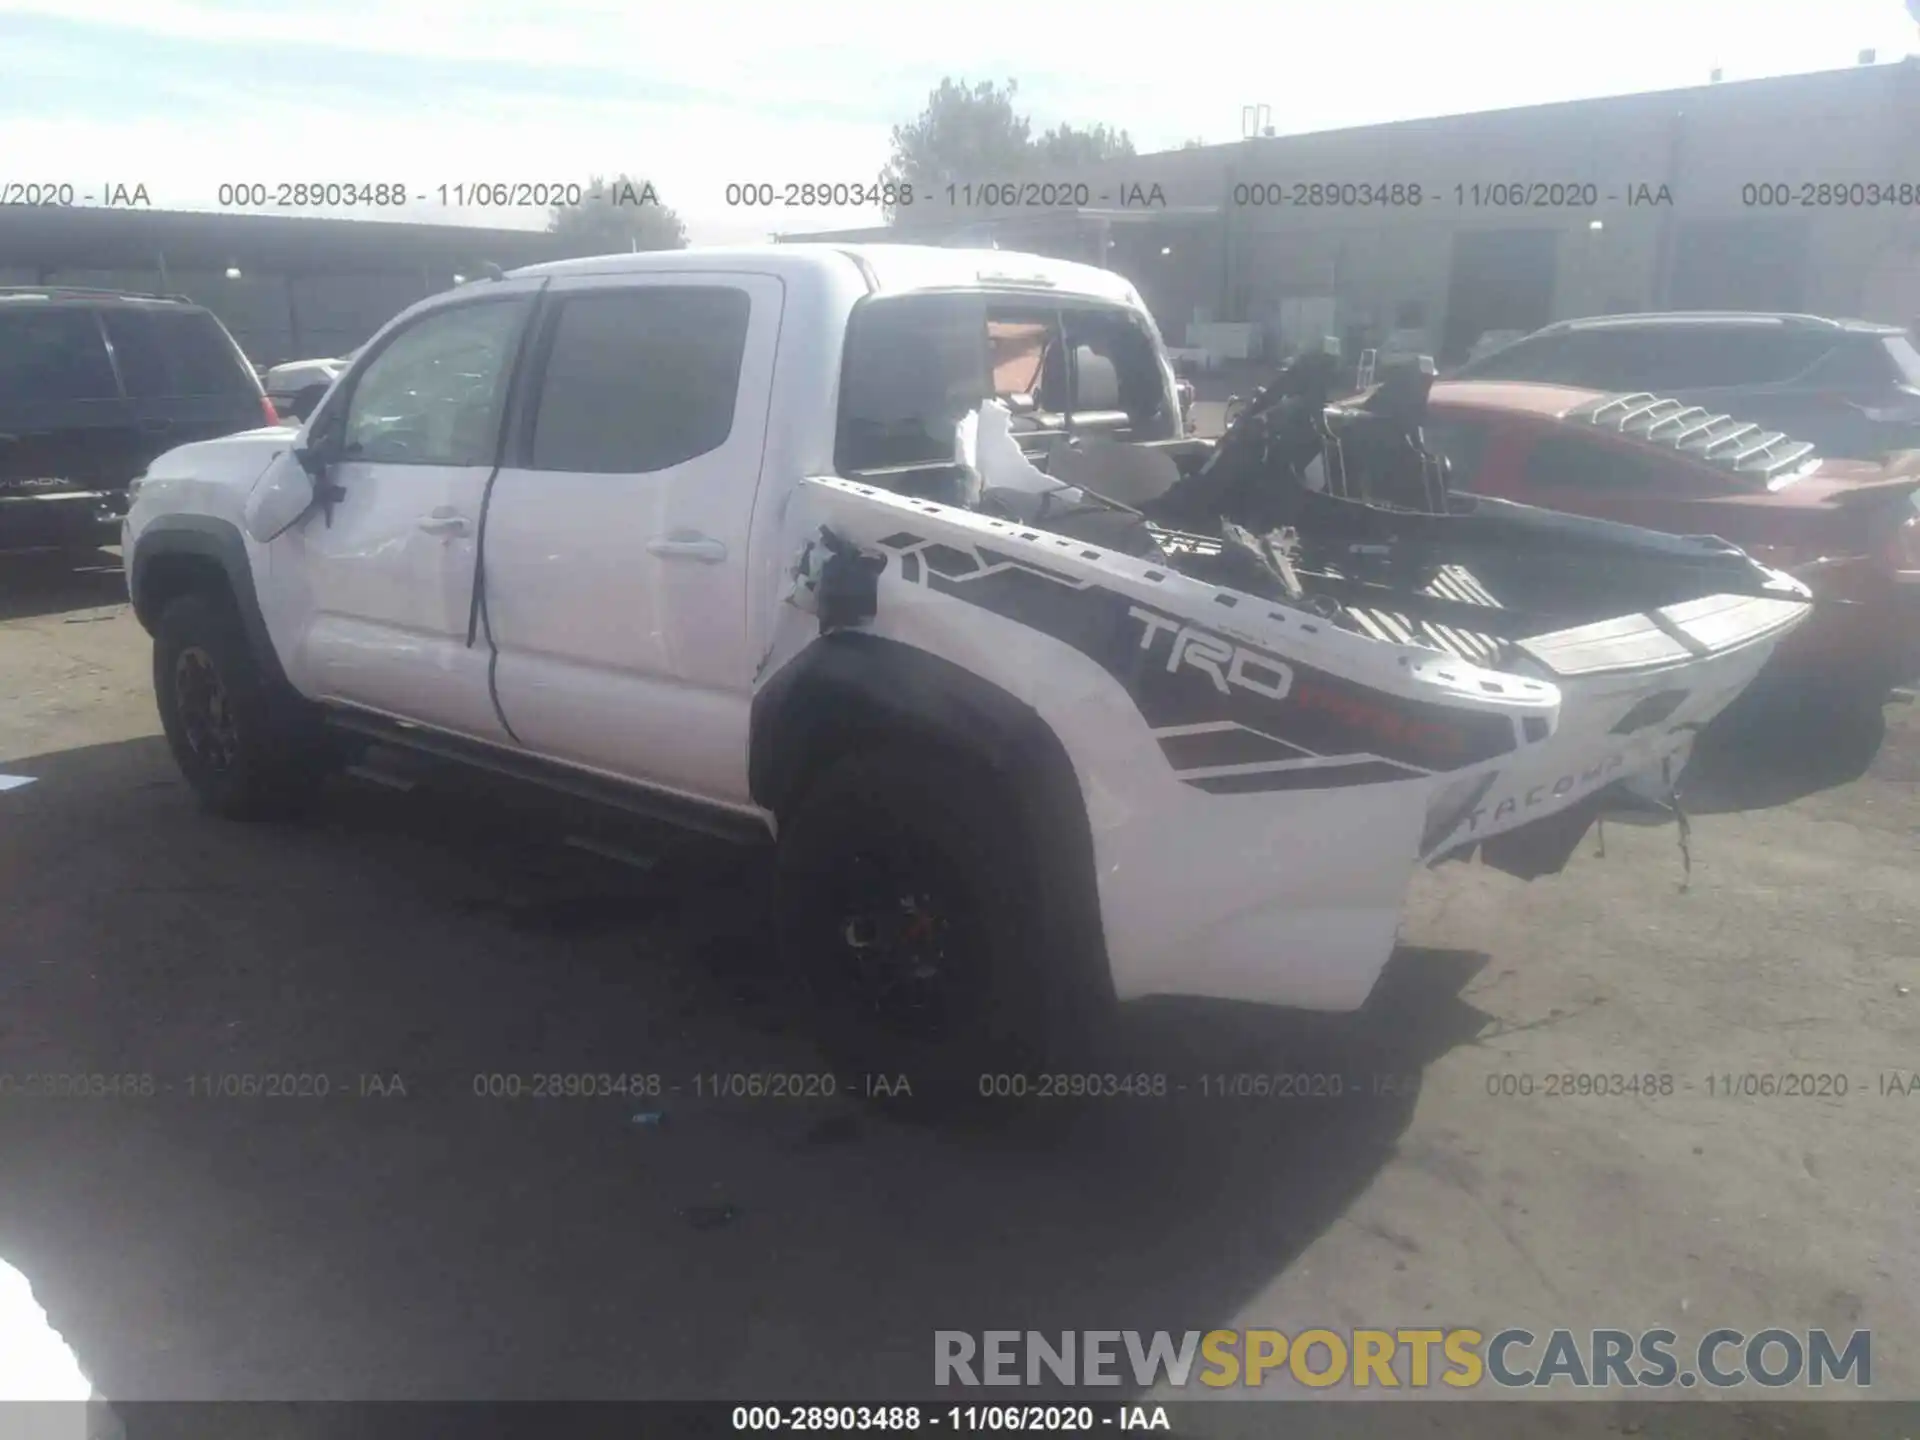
top-left (285, 383), bottom-right (331, 423)
top-left (293, 440), bottom-right (334, 480)
top-left (244, 444), bottom-right (327, 543)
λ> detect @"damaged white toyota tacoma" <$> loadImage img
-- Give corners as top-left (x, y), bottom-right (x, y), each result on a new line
top-left (121, 244), bottom-right (1813, 1090)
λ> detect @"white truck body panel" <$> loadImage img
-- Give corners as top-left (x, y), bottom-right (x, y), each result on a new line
top-left (794, 475), bottom-right (1802, 1006)
top-left (124, 242), bottom-right (1812, 1016)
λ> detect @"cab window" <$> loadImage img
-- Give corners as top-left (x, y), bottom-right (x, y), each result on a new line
top-left (340, 300), bottom-right (530, 466)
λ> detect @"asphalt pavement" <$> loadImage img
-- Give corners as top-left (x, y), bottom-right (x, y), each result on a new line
top-left (0, 548), bottom-right (1916, 1435)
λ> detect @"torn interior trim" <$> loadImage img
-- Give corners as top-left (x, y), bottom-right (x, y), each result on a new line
top-left (793, 526), bottom-right (887, 632)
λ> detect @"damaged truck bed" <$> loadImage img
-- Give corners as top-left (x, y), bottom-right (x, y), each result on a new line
top-left (789, 345), bottom-right (1811, 1011)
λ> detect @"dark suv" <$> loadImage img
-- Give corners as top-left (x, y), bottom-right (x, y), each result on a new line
top-left (0, 287), bottom-right (278, 549)
top-left (1453, 312), bottom-right (1920, 460)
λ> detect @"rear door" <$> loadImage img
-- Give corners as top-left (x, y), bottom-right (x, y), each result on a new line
top-left (482, 271), bottom-right (781, 806)
top-left (0, 301), bottom-right (139, 486)
top-left (99, 304), bottom-right (269, 459)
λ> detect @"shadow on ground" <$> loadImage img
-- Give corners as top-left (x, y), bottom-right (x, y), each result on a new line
top-left (0, 548), bottom-right (127, 624)
top-left (0, 736), bottom-right (1495, 1407)
top-left (1681, 691), bottom-right (1894, 816)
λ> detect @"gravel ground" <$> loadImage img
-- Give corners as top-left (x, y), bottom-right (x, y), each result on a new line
top-left (0, 548), bottom-right (1915, 1436)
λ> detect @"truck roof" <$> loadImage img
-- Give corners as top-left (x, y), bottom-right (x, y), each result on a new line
top-left (508, 243), bottom-right (1142, 307)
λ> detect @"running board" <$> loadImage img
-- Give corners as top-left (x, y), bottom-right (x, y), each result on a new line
top-left (321, 709), bottom-right (772, 846)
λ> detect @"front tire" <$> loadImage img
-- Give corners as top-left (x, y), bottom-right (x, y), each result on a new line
top-left (775, 749), bottom-right (1082, 1116)
top-left (153, 592), bottom-right (330, 819)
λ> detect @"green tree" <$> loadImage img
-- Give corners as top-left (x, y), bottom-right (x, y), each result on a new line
top-left (1033, 121), bottom-right (1136, 168)
top-left (881, 79), bottom-right (1137, 223)
top-left (882, 78), bottom-right (1034, 221)
top-left (546, 174), bottom-right (688, 257)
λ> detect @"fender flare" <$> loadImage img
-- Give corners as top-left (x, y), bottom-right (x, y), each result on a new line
top-left (127, 515), bottom-right (294, 693)
top-left (751, 631), bottom-right (1114, 1007)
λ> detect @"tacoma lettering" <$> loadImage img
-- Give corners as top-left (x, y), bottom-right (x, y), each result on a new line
top-left (1463, 753), bottom-right (1625, 832)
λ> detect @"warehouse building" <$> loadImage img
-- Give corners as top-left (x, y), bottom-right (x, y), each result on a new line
top-left (784, 59), bottom-right (1920, 365)
top-left (0, 208), bottom-right (569, 366)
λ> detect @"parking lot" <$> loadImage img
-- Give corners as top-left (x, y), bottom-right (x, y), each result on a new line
top-left (0, 544), bottom-right (1915, 1430)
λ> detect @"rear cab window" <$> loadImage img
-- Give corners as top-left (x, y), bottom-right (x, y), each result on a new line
top-left (0, 304), bottom-right (121, 403)
top-left (835, 291), bottom-right (1175, 475)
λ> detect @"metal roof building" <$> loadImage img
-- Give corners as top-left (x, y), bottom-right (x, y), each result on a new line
top-left (0, 208), bottom-right (571, 366)
top-left (782, 59), bottom-right (1920, 365)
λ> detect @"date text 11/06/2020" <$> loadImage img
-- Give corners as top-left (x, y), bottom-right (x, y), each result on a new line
top-left (209, 181), bottom-right (667, 210)
top-left (721, 182), bottom-right (1170, 210)
top-left (1485, 1071), bottom-right (1920, 1099)
top-left (1227, 181), bottom-right (1675, 208)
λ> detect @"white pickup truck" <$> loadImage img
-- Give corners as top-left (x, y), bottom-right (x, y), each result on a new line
top-left (122, 244), bottom-right (1812, 1095)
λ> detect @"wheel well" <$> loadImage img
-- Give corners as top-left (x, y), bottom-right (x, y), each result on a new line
top-left (132, 551), bottom-right (234, 634)
top-left (753, 633), bottom-right (1113, 1006)
top-left (752, 635), bottom-right (1031, 822)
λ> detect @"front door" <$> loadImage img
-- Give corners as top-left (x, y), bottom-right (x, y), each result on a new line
top-left (481, 271), bottom-right (783, 806)
top-left (279, 287), bottom-right (538, 739)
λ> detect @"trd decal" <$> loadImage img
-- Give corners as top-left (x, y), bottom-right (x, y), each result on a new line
top-left (873, 532), bottom-right (1518, 792)
top-left (1129, 606), bottom-right (1294, 700)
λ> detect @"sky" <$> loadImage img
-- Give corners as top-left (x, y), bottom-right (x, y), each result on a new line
top-left (1, 0), bottom-right (1916, 246)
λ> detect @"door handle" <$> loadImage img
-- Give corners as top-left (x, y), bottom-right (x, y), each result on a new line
top-left (646, 535), bottom-right (728, 563)
top-left (417, 507), bottom-right (471, 536)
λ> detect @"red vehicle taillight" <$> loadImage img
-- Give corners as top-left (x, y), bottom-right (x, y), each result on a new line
top-left (260, 395), bottom-right (281, 427)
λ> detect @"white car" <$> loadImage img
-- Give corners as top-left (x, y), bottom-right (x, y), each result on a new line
top-left (262, 347), bottom-right (359, 421)
top-left (121, 244), bottom-right (1810, 1103)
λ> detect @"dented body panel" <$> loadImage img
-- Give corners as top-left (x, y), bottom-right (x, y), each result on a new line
top-left (787, 475), bottom-right (1804, 1008)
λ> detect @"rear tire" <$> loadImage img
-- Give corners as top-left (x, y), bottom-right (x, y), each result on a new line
top-left (153, 591), bottom-right (331, 820)
top-left (775, 748), bottom-right (1087, 1118)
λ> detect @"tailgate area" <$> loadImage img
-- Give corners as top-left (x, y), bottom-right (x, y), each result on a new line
top-left (1519, 594), bottom-right (1812, 677)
